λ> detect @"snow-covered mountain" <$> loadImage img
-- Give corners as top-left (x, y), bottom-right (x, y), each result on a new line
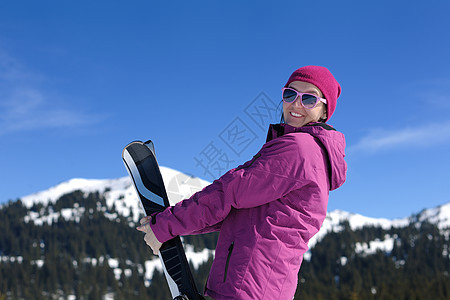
top-left (3, 167), bottom-right (449, 297)
top-left (16, 167), bottom-right (213, 281)
top-left (20, 166), bottom-right (211, 225)
top-left (18, 166), bottom-right (450, 262)
top-left (306, 203), bottom-right (450, 260)
top-left (19, 166), bottom-right (450, 239)
top-left (309, 204), bottom-right (450, 249)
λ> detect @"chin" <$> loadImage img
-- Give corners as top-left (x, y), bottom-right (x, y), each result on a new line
top-left (286, 120), bottom-right (305, 128)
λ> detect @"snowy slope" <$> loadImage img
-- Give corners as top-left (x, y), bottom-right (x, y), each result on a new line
top-left (20, 166), bottom-right (210, 223)
top-left (18, 167), bottom-right (450, 248)
top-left (14, 168), bottom-right (450, 280)
top-left (304, 202), bottom-right (450, 260)
top-left (308, 210), bottom-right (408, 249)
top-left (18, 167), bottom-right (212, 282)
top-left (20, 167), bottom-right (450, 234)
top-left (416, 202), bottom-right (450, 230)
top-left (309, 202), bottom-right (450, 250)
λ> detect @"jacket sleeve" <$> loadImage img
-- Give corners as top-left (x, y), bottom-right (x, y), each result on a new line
top-left (150, 134), bottom-right (321, 243)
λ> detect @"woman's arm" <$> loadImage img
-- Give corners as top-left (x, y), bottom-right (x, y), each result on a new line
top-left (149, 134), bottom-right (321, 243)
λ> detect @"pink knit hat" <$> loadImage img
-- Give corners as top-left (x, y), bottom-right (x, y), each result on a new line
top-left (284, 65), bottom-right (341, 122)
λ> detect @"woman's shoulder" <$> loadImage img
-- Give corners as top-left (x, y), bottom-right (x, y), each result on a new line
top-left (261, 131), bottom-right (320, 161)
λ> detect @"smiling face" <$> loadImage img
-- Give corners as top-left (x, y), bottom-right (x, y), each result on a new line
top-left (282, 81), bottom-right (327, 128)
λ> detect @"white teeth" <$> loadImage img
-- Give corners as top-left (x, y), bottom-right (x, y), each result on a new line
top-left (290, 112), bottom-right (303, 117)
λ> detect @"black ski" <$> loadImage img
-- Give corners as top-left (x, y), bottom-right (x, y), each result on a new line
top-left (122, 140), bottom-right (204, 300)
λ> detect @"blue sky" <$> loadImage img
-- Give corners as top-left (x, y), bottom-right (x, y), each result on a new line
top-left (1, 0), bottom-right (449, 219)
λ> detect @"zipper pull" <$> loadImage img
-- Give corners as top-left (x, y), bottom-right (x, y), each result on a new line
top-left (228, 241), bottom-right (234, 252)
top-left (224, 242), bottom-right (235, 282)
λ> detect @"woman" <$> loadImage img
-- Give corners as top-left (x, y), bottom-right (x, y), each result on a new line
top-left (138, 65), bottom-right (347, 299)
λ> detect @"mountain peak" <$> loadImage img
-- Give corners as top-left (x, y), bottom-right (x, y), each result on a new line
top-left (20, 177), bottom-right (132, 208)
top-left (19, 167), bottom-right (210, 223)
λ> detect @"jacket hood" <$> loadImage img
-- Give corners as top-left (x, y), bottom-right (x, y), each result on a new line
top-left (266, 123), bottom-right (347, 190)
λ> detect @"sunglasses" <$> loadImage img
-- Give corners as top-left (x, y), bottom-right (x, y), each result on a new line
top-left (282, 87), bottom-right (327, 109)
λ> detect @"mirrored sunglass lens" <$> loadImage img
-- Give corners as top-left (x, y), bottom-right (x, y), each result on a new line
top-left (283, 89), bottom-right (297, 102)
top-left (301, 94), bottom-right (318, 108)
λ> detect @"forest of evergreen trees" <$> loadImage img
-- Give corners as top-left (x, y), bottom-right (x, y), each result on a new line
top-left (0, 191), bottom-right (449, 299)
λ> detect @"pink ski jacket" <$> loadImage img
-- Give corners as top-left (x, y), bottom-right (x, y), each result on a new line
top-left (150, 123), bottom-right (347, 299)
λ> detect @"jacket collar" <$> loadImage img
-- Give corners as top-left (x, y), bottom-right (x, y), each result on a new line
top-left (266, 122), bottom-right (346, 191)
top-left (266, 122), bottom-right (335, 142)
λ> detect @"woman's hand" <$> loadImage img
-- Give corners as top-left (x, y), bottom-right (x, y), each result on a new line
top-left (137, 216), bottom-right (162, 255)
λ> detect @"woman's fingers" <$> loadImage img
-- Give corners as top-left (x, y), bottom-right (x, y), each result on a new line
top-left (144, 231), bottom-right (162, 255)
top-left (137, 216), bottom-right (152, 231)
top-left (139, 216), bottom-right (151, 225)
top-left (136, 223), bottom-right (147, 232)
top-left (137, 217), bottom-right (162, 255)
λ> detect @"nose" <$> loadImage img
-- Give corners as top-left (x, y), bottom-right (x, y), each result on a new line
top-left (292, 97), bottom-right (303, 108)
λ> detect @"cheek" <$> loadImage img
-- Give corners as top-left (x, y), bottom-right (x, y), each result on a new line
top-left (306, 107), bottom-right (324, 121)
top-left (282, 102), bottom-right (289, 115)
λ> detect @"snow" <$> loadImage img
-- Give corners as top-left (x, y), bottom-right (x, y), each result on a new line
top-left (5, 253), bottom-right (208, 283)
top-left (83, 257), bottom-right (98, 266)
top-left (0, 256), bottom-right (23, 263)
top-left (113, 268), bottom-right (122, 280)
top-left (20, 167), bottom-right (210, 225)
top-left (184, 245), bottom-right (215, 269)
top-left (417, 202), bottom-right (450, 230)
top-left (24, 205), bottom-right (86, 225)
top-left (142, 246), bottom-right (215, 283)
top-left (355, 235), bottom-right (395, 256)
top-left (15, 165), bottom-right (450, 271)
top-left (35, 259), bottom-right (44, 268)
top-left (306, 203), bottom-right (450, 250)
top-left (19, 165), bottom-right (449, 235)
top-left (303, 203), bottom-right (449, 260)
top-left (21, 177), bottom-right (131, 208)
top-left (108, 258), bottom-right (119, 269)
top-left (124, 269), bottom-right (132, 277)
top-left (144, 259), bottom-right (162, 282)
top-left (307, 210), bottom-right (407, 250)
top-left (303, 251), bottom-right (311, 261)
top-left (104, 293), bottom-right (115, 300)
top-left (339, 256), bottom-right (348, 266)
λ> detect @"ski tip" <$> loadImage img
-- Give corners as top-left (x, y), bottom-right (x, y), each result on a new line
top-left (122, 140), bottom-right (143, 157)
top-left (124, 140), bottom-right (144, 147)
top-left (144, 140), bottom-right (155, 155)
top-left (122, 140), bottom-right (156, 159)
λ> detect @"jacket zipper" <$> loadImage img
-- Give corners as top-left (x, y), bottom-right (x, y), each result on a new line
top-left (223, 241), bottom-right (234, 282)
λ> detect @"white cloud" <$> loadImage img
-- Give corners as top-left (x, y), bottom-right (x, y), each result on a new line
top-left (400, 78), bottom-right (450, 109)
top-left (0, 49), bottom-right (105, 135)
top-left (348, 121), bottom-right (450, 154)
top-left (0, 88), bottom-right (100, 135)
